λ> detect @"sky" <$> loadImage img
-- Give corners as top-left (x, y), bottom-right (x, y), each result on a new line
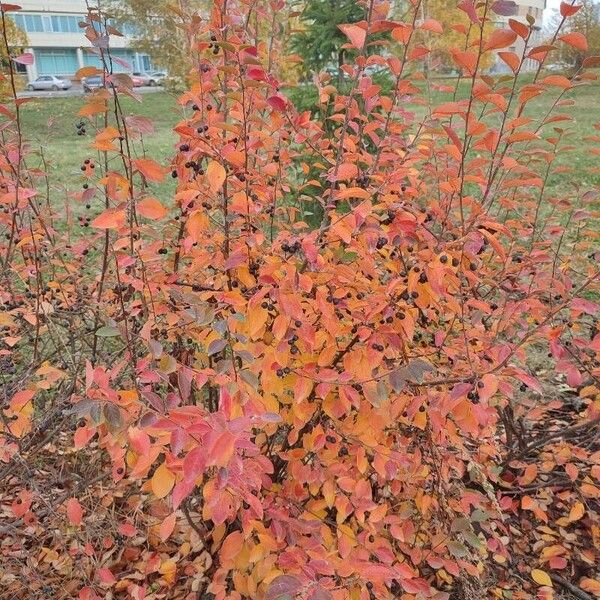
top-left (544, 0), bottom-right (561, 24)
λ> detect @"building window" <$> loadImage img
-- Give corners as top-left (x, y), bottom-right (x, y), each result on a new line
top-left (51, 15), bottom-right (81, 33)
top-left (12, 14), bottom-right (45, 32)
top-left (36, 49), bottom-right (79, 75)
top-left (12, 13), bottom-right (83, 33)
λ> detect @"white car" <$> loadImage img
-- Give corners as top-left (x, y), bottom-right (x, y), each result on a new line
top-left (26, 75), bottom-right (72, 91)
top-left (150, 72), bottom-right (167, 86)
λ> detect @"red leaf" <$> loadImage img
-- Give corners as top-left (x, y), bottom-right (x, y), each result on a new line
top-left (509, 18), bottom-right (530, 39)
top-left (159, 513), bottom-right (177, 542)
top-left (207, 431), bottom-right (236, 467)
top-left (12, 53), bottom-right (34, 65)
top-left (267, 94), bottom-right (287, 111)
top-left (97, 568), bottom-right (116, 585)
top-left (457, 0), bottom-right (480, 24)
top-left (451, 49), bottom-right (478, 75)
top-left (66, 497), bottom-right (83, 526)
top-left (338, 24), bottom-right (366, 50)
top-left (559, 32), bottom-right (588, 52)
top-left (560, 2), bottom-right (582, 17)
top-left (583, 55), bottom-right (600, 68)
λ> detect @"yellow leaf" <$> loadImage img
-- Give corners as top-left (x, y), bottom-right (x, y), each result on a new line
top-left (531, 569), bottom-right (552, 587)
top-left (568, 501), bottom-right (585, 522)
top-left (159, 558), bottom-right (177, 585)
top-left (151, 462), bottom-right (175, 499)
top-left (206, 160), bottom-right (226, 192)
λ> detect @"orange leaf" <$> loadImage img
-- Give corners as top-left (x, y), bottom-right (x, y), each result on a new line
top-left (451, 49), bottom-right (478, 75)
top-left (151, 462), bottom-right (175, 499)
top-left (76, 66), bottom-right (102, 79)
top-left (484, 29), bottom-right (517, 51)
top-left (336, 162), bottom-right (358, 181)
top-left (137, 197), bottom-right (168, 219)
top-left (568, 501), bottom-right (585, 522)
top-left (186, 210), bottom-right (208, 242)
top-left (336, 187), bottom-right (370, 200)
top-left (509, 18), bottom-right (529, 39)
top-left (132, 158), bottom-right (166, 182)
top-left (420, 18), bottom-right (443, 34)
top-left (498, 51), bottom-right (521, 73)
top-left (338, 24), bottom-right (366, 50)
top-left (91, 209), bottom-right (125, 229)
top-left (66, 497), bottom-right (83, 526)
top-left (541, 74), bottom-right (572, 89)
top-left (559, 32), bottom-right (588, 52)
top-left (206, 160), bottom-right (226, 192)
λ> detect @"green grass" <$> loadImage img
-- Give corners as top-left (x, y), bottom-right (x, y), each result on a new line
top-left (19, 91), bottom-right (180, 200)
top-left (18, 74), bottom-right (600, 212)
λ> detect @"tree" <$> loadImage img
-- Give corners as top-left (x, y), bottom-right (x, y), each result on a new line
top-left (419, 0), bottom-right (494, 72)
top-left (106, 0), bottom-right (209, 85)
top-left (0, 11), bottom-right (28, 95)
top-left (548, 0), bottom-right (600, 69)
top-left (289, 0), bottom-right (366, 78)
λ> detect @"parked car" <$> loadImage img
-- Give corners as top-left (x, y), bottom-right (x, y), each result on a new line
top-left (132, 71), bottom-right (152, 86)
top-left (26, 75), bottom-right (72, 92)
top-left (131, 74), bottom-right (145, 87)
top-left (82, 75), bottom-right (105, 93)
top-left (150, 72), bottom-right (167, 86)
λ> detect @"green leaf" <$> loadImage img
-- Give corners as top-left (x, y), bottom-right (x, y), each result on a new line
top-left (447, 540), bottom-right (469, 558)
top-left (96, 326), bottom-right (120, 337)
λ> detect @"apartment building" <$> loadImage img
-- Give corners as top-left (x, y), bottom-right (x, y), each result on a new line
top-left (8, 1), bottom-right (152, 81)
top-left (493, 0), bottom-right (548, 71)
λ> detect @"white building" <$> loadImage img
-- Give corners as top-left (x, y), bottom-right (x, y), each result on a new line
top-left (493, 0), bottom-right (548, 71)
top-left (8, 1), bottom-right (152, 81)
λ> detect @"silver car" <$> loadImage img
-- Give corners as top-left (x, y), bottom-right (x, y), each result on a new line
top-left (26, 75), bottom-right (72, 91)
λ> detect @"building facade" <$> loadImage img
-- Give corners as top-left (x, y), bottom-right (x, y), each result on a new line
top-left (493, 0), bottom-right (548, 71)
top-left (8, 1), bottom-right (152, 81)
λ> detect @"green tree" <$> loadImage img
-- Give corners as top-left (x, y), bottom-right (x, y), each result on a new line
top-left (289, 0), bottom-right (366, 79)
top-left (106, 0), bottom-right (208, 87)
top-left (0, 13), bottom-right (28, 96)
top-left (549, 0), bottom-right (600, 69)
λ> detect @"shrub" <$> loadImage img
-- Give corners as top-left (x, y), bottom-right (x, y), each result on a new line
top-left (1, 2), bottom-right (599, 599)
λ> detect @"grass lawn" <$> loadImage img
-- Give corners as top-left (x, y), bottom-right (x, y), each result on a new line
top-left (19, 91), bottom-right (181, 203)
top-left (17, 74), bottom-right (599, 211)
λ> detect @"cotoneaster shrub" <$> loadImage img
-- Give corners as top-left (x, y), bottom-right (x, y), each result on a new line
top-left (1, 1), bottom-right (599, 599)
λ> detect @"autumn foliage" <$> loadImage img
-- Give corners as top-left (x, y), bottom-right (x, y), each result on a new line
top-left (1, 1), bottom-right (600, 599)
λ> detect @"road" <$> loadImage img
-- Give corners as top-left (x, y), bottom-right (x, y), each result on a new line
top-left (17, 85), bottom-right (164, 99)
